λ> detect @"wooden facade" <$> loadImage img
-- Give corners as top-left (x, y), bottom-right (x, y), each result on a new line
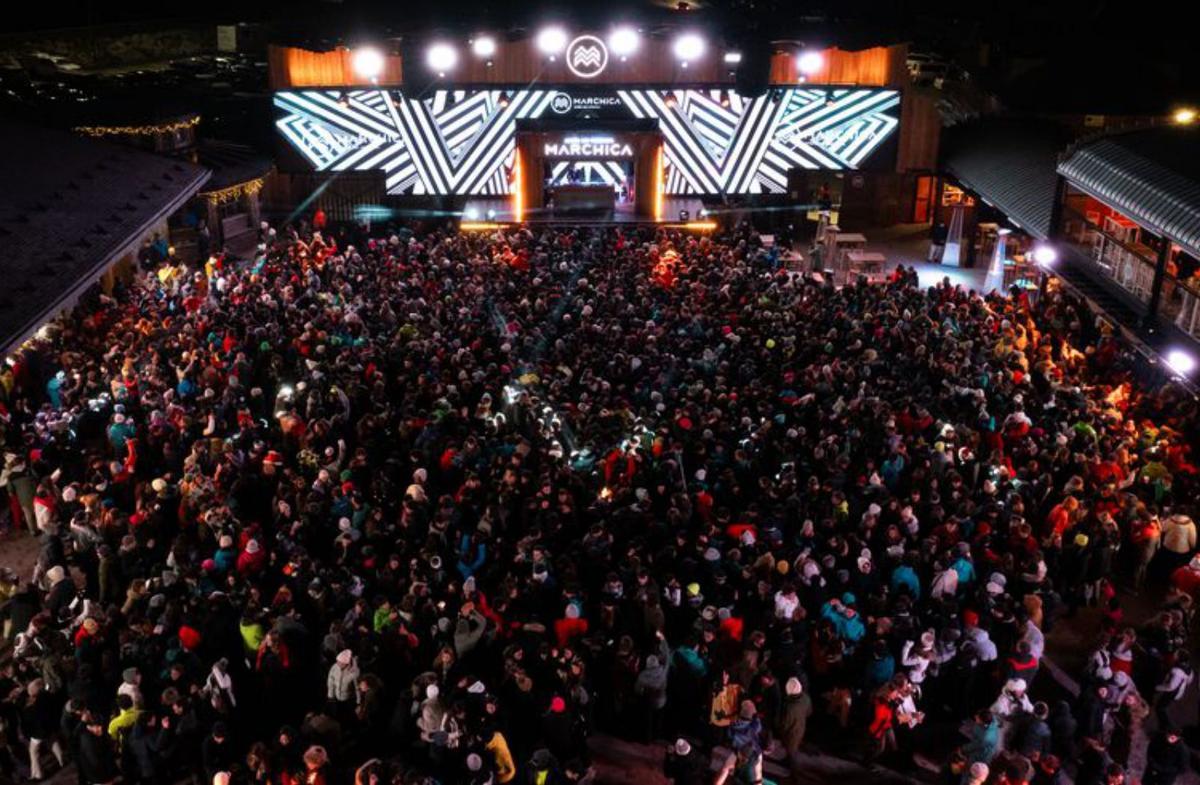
top-left (268, 45), bottom-right (403, 90)
top-left (269, 41), bottom-right (907, 89)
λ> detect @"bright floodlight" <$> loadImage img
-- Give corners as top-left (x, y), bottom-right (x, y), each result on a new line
top-left (352, 47), bottom-right (385, 79)
top-left (724, 51), bottom-right (743, 64)
top-left (1032, 244), bottom-right (1058, 266)
top-left (426, 42), bottom-right (458, 73)
top-left (673, 33), bottom-right (705, 62)
top-left (537, 26), bottom-right (568, 55)
top-left (610, 27), bottom-right (639, 57)
top-left (1166, 348), bottom-right (1197, 376)
top-left (1173, 107), bottom-right (1197, 125)
top-left (797, 50), bottom-right (824, 75)
top-left (472, 36), bottom-right (497, 57)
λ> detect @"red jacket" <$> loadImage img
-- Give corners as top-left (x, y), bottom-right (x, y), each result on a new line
top-left (869, 700), bottom-right (894, 738)
top-left (553, 617), bottom-right (589, 648)
top-left (237, 548), bottom-right (266, 576)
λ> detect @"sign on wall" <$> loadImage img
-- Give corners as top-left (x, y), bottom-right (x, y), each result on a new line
top-left (274, 86), bottom-right (901, 195)
top-left (566, 35), bottom-right (608, 79)
top-left (544, 135), bottom-right (634, 158)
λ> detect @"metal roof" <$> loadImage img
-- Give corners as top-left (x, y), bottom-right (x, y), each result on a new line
top-left (1058, 127), bottom-right (1200, 260)
top-left (940, 117), bottom-right (1070, 239)
top-left (0, 120), bottom-right (209, 356)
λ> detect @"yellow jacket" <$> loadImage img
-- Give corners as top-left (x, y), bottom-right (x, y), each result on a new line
top-left (108, 707), bottom-right (141, 742)
top-left (710, 684), bottom-right (741, 727)
top-left (486, 730), bottom-right (517, 783)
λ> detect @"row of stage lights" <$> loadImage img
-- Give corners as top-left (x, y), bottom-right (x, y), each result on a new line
top-left (350, 28), bottom-right (826, 79)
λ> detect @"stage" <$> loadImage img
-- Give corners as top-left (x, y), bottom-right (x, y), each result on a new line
top-left (461, 197), bottom-right (709, 227)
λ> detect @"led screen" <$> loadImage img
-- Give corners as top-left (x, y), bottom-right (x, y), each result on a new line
top-left (274, 86), bottom-right (901, 195)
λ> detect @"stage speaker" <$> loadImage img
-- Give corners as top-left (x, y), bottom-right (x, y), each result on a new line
top-left (734, 46), bottom-right (771, 98)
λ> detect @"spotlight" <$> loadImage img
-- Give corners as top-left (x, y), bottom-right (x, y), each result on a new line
top-left (1032, 244), bottom-right (1058, 267)
top-left (723, 51), bottom-right (743, 64)
top-left (1166, 348), bottom-right (1197, 377)
top-left (351, 47), bottom-right (385, 80)
top-left (464, 207), bottom-right (479, 220)
top-left (797, 50), bottom-right (824, 76)
top-left (537, 26), bottom-right (568, 56)
top-left (426, 42), bottom-right (458, 74)
top-left (486, 208), bottom-right (497, 220)
top-left (1172, 107), bottom-right (1197, 125)
top-left (673, 33), bottom-right (705, 62)
top-left (610, 27), bottom-right (639, 57)
top-left (472, 36), bottom-right (496, 58)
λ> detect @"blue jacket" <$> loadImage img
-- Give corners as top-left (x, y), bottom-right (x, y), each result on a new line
top-left (890, 565), bottom-right (921, 600)
top-left (864, 654), bottom-right (896, 688)
top-left (951, 556), bottom-right (976, 587)
top-left (457, 534), bottom-right (487, 578)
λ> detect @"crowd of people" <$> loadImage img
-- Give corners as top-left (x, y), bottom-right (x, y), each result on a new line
top-left (0, 218), bottom-right (1198, 785)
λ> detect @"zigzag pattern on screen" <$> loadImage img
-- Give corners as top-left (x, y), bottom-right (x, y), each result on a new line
top-left (274, 89), bottom-right (555, 195)
top-left (618, 88), bottom-right (901, 194)
top-left (274, 87), bottom-right (900, 196)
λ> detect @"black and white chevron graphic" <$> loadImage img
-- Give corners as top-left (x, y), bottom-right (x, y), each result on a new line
top-left (275, 87), bottom-right (899, 196)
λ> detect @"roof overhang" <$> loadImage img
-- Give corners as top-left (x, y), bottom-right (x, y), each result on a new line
top-left (1058, 138), bottom-right (1200, 260)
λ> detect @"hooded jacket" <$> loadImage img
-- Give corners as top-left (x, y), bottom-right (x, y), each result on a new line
top-left (327, 658), bottom-right (360, 703)
top-left (634, 657), bottom-right (668, 709)
top-left (777, 691), bottom-right (813, 753)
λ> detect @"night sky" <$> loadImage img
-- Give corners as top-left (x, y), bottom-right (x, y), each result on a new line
top-left (3, 0), bottom-right (1194, 114)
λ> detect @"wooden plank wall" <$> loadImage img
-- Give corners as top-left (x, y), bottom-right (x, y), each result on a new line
top-left (270, 42), bottom-right (907, 88)
top-left (268, 45), bottom-right (403, 90)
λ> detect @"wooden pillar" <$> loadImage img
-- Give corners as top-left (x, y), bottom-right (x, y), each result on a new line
top-left (633, 135), bottom-right (660, 220)
top-left (514, 134), bottom-right (542, 219)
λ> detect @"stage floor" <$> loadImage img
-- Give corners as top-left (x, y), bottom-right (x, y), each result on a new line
top-left (462, 197), bottom-right (707, 226)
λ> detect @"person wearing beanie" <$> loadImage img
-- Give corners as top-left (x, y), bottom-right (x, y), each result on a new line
top-left (213, 534), bottom-right (237, 574)
top-left (964, 761), bottom-right (989, 785)
top-left (202, 722), bottom-right (234, 782)
top-left (634, 650), bottom-right (668, 741)
top-left (237, 539), bottom-right (267, 576)
top-left (541, 696), bottom-right (578, 763)
top-left (326, 649), bottom-right (360, 715)
top-left (663, 737), bottom-right (707, 785)
top-left (553, 602), bottom-right (589, 648)
top-left (464, 752), bottom-right (494, 785)
top-left (417, 684), bottom-right (447, 745)
top-left (778, 676), bottom-right (813, 772)
top-left (729, 699), bottom-right (762, 752)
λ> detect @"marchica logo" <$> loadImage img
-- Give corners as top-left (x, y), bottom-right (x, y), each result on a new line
top-left (544, 136), bottom-right (633, 157)
top-left (566, 35), bottom-right (608, 79)
top-left (550, 92), bottom-right (623, 113)
top-left (551, 93), bottom-right (573, 113)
